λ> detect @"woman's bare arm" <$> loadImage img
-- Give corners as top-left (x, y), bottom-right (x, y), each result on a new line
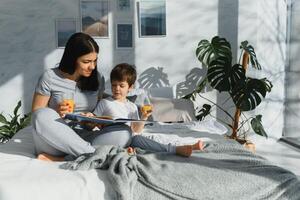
top-left (31, 93), bottom-right (50, 112)
top-left (32, 93), bottom-right (69, 117)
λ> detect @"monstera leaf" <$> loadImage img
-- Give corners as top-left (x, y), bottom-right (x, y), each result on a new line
top-left (195, 104), bottom-right (211, 121)
top-left (196, 36), bottom-right (232, 66)
top-left (231, 78), bottom-right (272, 111)
top-left (182, 78), bottom-right (208, 101)
top-left (207, 58), bottom-right (245, 92)
top-left (240, 41), bottom-right (261, 70)
top-left (250, 115), bottom-right (268, 138)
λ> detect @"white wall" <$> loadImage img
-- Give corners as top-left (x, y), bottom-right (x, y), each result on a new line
top-left (285, 0), bottom-right (300, 137)
top-left (238, 0), bottom-right (287, 139)
top-left (0, 0), bottom-right (287, 138)
top-left (256, 1), bottom-right (286, 139)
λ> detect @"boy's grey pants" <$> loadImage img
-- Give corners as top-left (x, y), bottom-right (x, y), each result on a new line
top-left (32, 108), bottom-right (175, 157)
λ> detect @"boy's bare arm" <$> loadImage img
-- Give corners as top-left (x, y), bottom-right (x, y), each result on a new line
top-left (131, 121), bottom-right (146, 134)
top-left (131, 108), bottom-right (152, 134)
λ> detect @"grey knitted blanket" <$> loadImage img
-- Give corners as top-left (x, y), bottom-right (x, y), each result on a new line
top-left (61, 140), bottom-right (300, 200)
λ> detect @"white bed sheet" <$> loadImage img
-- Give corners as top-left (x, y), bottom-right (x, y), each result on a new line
top-left (0, 126), bottom-right (116, 200)
top-left (0, 119), bottom-right (227, 200)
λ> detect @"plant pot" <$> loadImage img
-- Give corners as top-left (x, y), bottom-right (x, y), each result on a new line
top-left (235, 138), bottom-right (256, 153)
top-left (224, 136), bottom-right (256, 153)
top-left (243, 141), bottom-right (256, 153)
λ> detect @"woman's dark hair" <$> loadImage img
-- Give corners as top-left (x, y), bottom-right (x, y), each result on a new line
top-left (110, 63), bottom-right (137, 86)
top-left (58, 32), bottom-right (99, 91)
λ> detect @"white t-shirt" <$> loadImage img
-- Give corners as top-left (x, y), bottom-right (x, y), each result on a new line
top-left (93, 97), bottom-right (140, 121)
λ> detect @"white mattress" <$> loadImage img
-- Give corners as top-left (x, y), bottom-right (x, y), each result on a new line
top-left (0, 119), bottom-right (227, 200)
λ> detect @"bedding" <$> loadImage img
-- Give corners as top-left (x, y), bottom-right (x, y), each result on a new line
top-left (64, 142), bottom-right (300, 200)
top-left (0, 119), bottom-right (300, 200)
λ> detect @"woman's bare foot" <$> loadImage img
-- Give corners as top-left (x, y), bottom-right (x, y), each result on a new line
top-left (37, 153), bottom-right (64, 162)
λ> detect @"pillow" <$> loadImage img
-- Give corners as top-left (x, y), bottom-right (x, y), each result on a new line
top-left (127, 88), bottom-right (196, 122)
top-left (148, 87), bottom-right (175, 99)
top-left (150, 97), bottom-right (196, 122)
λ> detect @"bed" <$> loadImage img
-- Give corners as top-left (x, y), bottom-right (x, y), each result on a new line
top-left (0, 97), bottom-right (300, 200)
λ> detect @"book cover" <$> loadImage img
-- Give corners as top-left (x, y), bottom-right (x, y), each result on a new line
top-left (64, 113), bottom-right (150, 125)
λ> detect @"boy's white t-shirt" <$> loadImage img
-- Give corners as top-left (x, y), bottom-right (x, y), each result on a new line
top-left (93, 97), bottom-right (140, 120)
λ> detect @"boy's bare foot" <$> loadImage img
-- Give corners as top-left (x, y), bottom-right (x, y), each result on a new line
top-left (127, 147), bottom-right (136, 155)
top-left (176, 140), bottom-right (205, 157)
top-left (176, 145), bottom-right (193, 157)
top-left (192, 140), bottom-right (204, 151)
top-left (37, 153), bottom-right (64, 162)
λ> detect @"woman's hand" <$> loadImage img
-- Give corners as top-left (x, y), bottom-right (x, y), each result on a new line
top-left (57, 101), bottom-right (73, 117)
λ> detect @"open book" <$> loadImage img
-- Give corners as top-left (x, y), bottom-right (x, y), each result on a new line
top-left (64, 113), bottom-right (151, 125)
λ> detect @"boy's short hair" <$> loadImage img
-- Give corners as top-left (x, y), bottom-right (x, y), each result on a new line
top-left (110, 63), bottom-right (137, 86)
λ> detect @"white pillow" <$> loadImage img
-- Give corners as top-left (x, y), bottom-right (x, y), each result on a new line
top-left (150, 97), bottom-right (196, 122)
top-left (148, 87), bottom-right (175, 99)
top-left (127, 88), bottom-right (196, 122)
top-left (128, 87), bottom-right (176, 101)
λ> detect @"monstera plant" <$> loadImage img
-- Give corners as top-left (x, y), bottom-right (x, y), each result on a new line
top-left (185, 36), bottom-right (272, 143)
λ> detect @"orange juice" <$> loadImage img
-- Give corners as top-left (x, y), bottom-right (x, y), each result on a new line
top-left (63, 99), bottom-right (75, 113)
top-left (141, 104), bottom-right (152, 114)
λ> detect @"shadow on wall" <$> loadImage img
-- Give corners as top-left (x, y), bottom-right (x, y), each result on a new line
top-left (176, 68), bottom-right (207, 98)
top-left (138, 67), bottom-right (170, 88)
top-left (133, 67), bottom-right (207, 98)
top-left (0, 0), bottom-right (79, 114)
top-left (104, 66), bottom-right (207, 98)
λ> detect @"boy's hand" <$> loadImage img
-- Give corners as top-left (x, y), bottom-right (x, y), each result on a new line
top-left (80, 112), bottom-right (95, 117)
top-left (80, 114), bottom-right (113, 129)
top-left (140, 105), bottom-right (153, 120)
top-left (79, 112), bottom-right (98, 129)
top-left (94, 116), bottom-right (113, 129)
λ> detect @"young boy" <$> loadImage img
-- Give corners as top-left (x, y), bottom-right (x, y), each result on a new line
top-left (92, 63), bottom-right (149, 134)
top-left (92, 63), bottom-right (204, 157)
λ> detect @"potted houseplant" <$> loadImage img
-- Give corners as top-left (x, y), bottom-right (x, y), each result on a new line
top-left (0, 100), bottom-right (31, 143)
top-left (184, 36), bottom-right (272, 150)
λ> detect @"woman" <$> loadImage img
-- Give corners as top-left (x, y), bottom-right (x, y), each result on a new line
top-left (31, 32), bottom-right (132, 160)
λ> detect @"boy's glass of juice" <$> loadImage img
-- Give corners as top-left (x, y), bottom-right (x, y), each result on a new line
top-left (141, 95), bottom-right (152, 114)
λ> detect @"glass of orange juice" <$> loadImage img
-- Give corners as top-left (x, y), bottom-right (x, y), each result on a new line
top-left (62, 92), bottom-right (75, 113)
top-left (141, 95), bottom-right (153, 114)
top-left (141, 104), bottom-right (152, 114)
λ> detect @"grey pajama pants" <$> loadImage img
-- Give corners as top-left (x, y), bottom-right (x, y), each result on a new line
top-left (32, 107), bottom-right (175, 157)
